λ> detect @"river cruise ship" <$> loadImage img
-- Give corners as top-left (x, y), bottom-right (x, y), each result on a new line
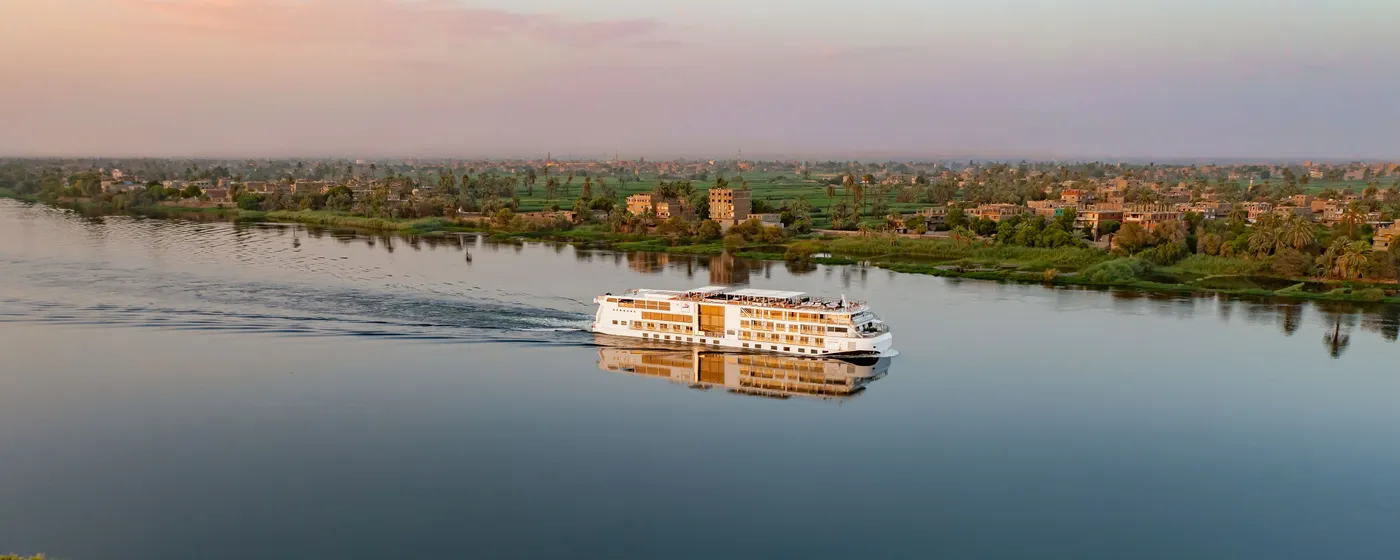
top-left (591, 286), bottom-right (894, 357)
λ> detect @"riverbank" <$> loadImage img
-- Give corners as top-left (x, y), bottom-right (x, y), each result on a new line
top-left (6, 193), bottom-right (1398, 304)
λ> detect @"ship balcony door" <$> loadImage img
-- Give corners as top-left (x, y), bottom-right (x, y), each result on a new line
top-left (698, 305), bottom-right (726, 338)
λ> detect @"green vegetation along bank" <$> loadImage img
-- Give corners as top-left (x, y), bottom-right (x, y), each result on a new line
top-left (5, 190), bottom-right (1398, 305)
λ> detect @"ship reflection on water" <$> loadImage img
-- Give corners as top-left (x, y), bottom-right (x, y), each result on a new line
top-left (596, 340), bottom-right (890, 402)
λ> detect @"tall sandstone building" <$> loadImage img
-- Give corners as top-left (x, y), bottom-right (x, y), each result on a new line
top-left (709, 188), bottom-right (751, 227)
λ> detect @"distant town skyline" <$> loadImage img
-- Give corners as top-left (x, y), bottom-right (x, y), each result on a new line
top-left (2, 0), bottom-right (1397, 159)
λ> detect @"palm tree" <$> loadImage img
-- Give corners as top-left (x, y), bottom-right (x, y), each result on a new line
top-left (950, 226), bottom-right (977, 247)
top-left (1249, 226), bottom-right (1279, 257)
top-left (1279, 213), bottom-right (1316, 250)
top-left (1334, 241), bottom-right (1373, 279)
top-left (1340, 203), bottom-right (1364, 238)
top-left (1317, 237), bottom-right (1346, 277)
top-left (544, 177), bottom-right (559, 200)
top-left (1227, 206), bottom-right (1248, 225)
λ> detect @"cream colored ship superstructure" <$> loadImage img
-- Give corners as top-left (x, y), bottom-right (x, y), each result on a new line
top-left (591, 286), bottom-right (894, 357)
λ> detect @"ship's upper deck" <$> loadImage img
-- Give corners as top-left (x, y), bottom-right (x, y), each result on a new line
top-left (617, 286), bottom-right (868, 313)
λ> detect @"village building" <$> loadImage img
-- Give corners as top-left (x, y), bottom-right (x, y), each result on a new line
top-left (967, 204), bottom-right (1028, 222)
top-left (914, 207), bottom-right (948, 229)
top-left (1060, 189), bottom-right (1095, 205)
top-left (1273, 205), bottom-right (1314, 220)
top-left (627, 194), bottom-right (693, 220)
top-left (1243, 202), bottom-right (1274, 222)
top-left (1075, 208), bottom-right (1124, 235)
top-left (654, 199), bottom-right (694, 220)
top-left (1027, 199), bottom-right (1075, 218)
top-left (1122, 204), bottom-right (1184, 231)
top-left (753, 214), bottom-right (785, 229)
top-left (1373, 222), bottom-right (1400, 252)
top-left (709, 188), bottom-right (752, 227)
top-left (626, 193), bottom-right (656, 216)
top-left (1180, 201), bottom-right (1232, 220)
top-left (242, 181), bottom-right (274, 194)
top-left (293, 181), bottom-right (331, 194)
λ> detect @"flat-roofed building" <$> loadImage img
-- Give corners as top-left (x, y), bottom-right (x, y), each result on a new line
top-left (1374, 222), bottom-right (1400, 252)
top-left (655, 199), bottom-right (693, 220)
top-left (626, 193), bottom-right (655, 216)
top-left (1061, 189), bottom-right (1095, 205)
top-left (967, 204), bottom-right (1028, 222)
top-left (1075, 208), bottom-right (1124, 235)
top-left (1028, 200), bottom-right (1074, 218)
top-left (915, 206), bottom-right (948, 228)
top-left (709, 188), bottom-right (751, 226)
top-left (1121, 204), bottom-right (1184, 231)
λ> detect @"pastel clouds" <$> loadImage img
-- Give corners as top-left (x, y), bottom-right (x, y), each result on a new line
top-left (128, 0), bottom-right (666, 48)
top-left (1, 0), bottom-right (1397, 158)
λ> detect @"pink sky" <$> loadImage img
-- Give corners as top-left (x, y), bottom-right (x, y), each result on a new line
top-left (2, 0), bottom-right (1397, 159)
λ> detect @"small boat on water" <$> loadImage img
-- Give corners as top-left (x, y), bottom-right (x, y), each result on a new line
top-left (591, 286), bottom-right (895, 358)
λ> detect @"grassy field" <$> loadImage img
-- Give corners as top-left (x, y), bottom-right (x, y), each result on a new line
top-left (1296, 180), bottom-right (1385, 195)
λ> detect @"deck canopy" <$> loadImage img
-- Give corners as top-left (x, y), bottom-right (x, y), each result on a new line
top-left (724, 288), bottom-right (807, 301)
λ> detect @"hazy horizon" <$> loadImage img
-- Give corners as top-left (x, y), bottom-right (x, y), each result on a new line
top-left (3, 0), bottom-right (1398, 160)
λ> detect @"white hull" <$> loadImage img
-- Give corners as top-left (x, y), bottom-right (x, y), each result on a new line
top-left (590, 323), bottom-right (893, 357)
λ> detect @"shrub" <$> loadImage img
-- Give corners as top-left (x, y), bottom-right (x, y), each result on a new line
top-left (785, 241), bottom-right (820, 263)
top-left (1270, 248), bottom-right (1313, 278)
top-left (1170, 255), bottom-right (1268, 276)
top-left (235, 193), bottom-right (264, 211)
top-left (696, 220), bottom-right (722, 241)
top-left (1356, 288), bottom-right (1387, 302)
top-left (1081, 258), bottom-right (1152, 284)
top-left (1139, 242), bottom-right (1187, 266)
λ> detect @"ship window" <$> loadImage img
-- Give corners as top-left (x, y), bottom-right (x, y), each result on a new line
top-left (686, 337), bottom-right (692, 342)
top-left (664, 335), bottom-right (670, 340)
top-left (607, 298), bottom-right (617, 303)
top-left (611, 320), bottom-right (618, 325)
top-left (784, 347), bottom-right (790, 352)
top-left (742, 343), bottom-right (749, 348)
top-left (770, 345), bottom-right (778, 350)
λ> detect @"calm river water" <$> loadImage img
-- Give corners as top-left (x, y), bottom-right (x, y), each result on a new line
top-left (3, 199), bottom-right (1399, 559)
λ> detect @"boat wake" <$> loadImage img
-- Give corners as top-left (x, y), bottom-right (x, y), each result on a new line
top-left (0, 260), bottom-right (596, 345)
